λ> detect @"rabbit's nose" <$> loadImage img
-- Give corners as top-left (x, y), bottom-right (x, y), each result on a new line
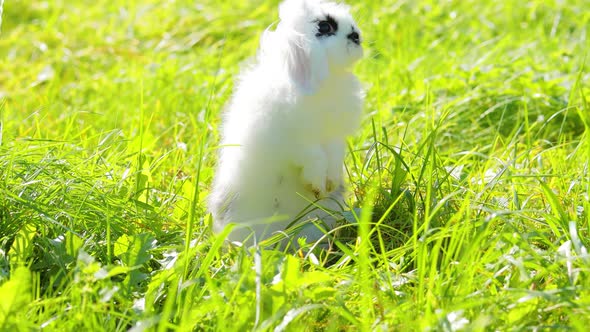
top-left (347, 31), bottom-right (360, 45)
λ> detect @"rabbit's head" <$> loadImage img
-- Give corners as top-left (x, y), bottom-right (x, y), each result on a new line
top-left (260, 0), bottom-right (363, 93)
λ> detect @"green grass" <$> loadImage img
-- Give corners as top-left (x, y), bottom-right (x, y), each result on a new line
top-left (1, 0), bottom-right (589, 330)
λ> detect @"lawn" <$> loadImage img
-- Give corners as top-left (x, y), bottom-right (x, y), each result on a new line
top-left (1, 0), bottom-right (589, 330)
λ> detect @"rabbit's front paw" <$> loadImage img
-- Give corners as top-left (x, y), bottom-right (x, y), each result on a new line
top-left (323, 140), bottom-right (345, 194)
top-left (325, 166), bottom-right (342, 193)
top-left (302, 164), bottom-right (327, 199)
top-left (325, 178), bottom-right (336, 193)
top-left (299, 147), bottom-right (328, 199)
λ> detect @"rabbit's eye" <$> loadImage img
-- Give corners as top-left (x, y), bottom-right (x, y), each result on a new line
top-left (318, 21), bottom-right (334, 34)
top-left (316, 16), bottom-right (338, 36)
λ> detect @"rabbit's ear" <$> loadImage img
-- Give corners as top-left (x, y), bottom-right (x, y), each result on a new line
top-left (284, 33), bottom-right (328, 94)
top-left (274, 0), bottom-right (328, 93)
top-left (259, 0), bottom-right (329, 93)
top-left (278, 0), bottom-right (311, 22)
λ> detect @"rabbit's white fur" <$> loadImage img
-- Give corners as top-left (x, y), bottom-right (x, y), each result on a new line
top-left (208, 0), bottom-right (363, 246)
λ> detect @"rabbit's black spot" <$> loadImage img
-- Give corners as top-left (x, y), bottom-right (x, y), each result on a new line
top-left (347, 31), bottom-right (360, 45)
top-left (316, 15), bottom-right (338, 37)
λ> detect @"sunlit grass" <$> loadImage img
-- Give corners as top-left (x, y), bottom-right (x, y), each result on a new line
top-left (1, 0), bottom-right (589, 330)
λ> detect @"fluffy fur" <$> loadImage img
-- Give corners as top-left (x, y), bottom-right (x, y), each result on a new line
top-left (208, 0), bottom-right (364, 246)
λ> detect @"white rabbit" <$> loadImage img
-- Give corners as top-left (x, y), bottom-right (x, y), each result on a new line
top-left (208, 0), bottom-right (364, 247)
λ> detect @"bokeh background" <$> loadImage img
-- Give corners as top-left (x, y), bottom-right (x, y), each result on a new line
top-left (1, 0), bottom-right (589, 330)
